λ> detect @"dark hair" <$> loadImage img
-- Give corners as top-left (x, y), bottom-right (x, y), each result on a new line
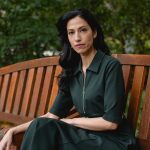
top-left (56, 8), bottom-right (110, 88)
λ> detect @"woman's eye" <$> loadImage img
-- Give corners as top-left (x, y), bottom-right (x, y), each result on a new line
top-left (68, 31), bottom-right (74, 35)
top-left (80, 28), bottom-right (87, 32)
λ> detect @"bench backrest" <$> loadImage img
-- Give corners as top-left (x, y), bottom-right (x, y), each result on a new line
top-left (114, 54), bottom-right (150, 150)
top-left (0, 54), bottom-right (150, 150)
top-left (0, 56), bottom-right (61, 125)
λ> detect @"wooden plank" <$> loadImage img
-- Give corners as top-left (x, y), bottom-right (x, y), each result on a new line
top-left (0, 112), bottom-right (32, 125)
top-left (137, 138), bottom-right (150, 150)
top-left (113, 54), bottom-right (150, 66)
top-left (13, 132), bottom-right (24, 150)
top-left (28, 67), bottom-right (44, 117)
top-left (127, 66), bottom-right (146, 132)
top-left (67, 107), bottom-right (80, 118)
top-left (5, 72), bottom-right (18, 113)
top-left (20, 69), bottom-right (35, 116)
top-left (139, 69), bottom-right (150, 139)
top-left (0, 56), bottom-right (59, 76)
top-left (122, 65), bottom-right (131, 95)
top-left (48, 66), bottom-right (62, 110)
top-left (0, 76), bottom-right (3, 95)
top-left (0, 76), bottom-right (3, 107)
top-left (12, 70), bottom-right (26, 115)
top-left (37, 66), bottom-right (54, 116)
top-left (0, 74), bottom-right (10, 111)
top-left (67, 112), bottom-right (80, 119)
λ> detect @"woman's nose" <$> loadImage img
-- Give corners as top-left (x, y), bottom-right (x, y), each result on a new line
top-left (74, 32), bottom-right (81, 42)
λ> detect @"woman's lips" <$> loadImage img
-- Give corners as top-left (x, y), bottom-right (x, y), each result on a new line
top-left (75, 44), bottom-right (85, 48)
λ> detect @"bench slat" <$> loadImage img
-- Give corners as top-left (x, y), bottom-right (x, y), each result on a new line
top-left (0, 74), bottom-right (10, 111)
top-left (122, 65), bottom-right (131, 96)
top-left (12, 70), bottom-right (26, 115)
top-left (48, 65), bottom-right (62, 110)
top-left (20, 69), bottom-right (35, 116)
top-left (28, 67), bottom-right (44, 117)
top-left (0, 76), bottom-right (3, 95)
top-left (37, 66), bottom-right (54, 115)
top-left (5, 72), bottom-right (18, 113)
top-left (127, 66), bottom-right (146, 132)
top-left (139, 69), bottom-right (150, 139)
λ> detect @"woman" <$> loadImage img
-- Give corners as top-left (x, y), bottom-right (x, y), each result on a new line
top-left (0, 8), bottom-right (136, 150)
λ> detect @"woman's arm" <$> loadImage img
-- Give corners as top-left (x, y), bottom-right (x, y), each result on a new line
top-left (11, 112), bottom-right (59, 134)
top-left (0, 112), bottom-right (59, 150)
top-left (61, 117), bottom-right (118, 131)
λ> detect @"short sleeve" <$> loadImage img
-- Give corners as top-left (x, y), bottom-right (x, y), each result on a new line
top-left (49, 86), bottom-right (73, 118)
top-left (102, 60), bottom-right (125, 124)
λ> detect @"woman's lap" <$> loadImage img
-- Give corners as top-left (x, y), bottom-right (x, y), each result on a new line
top-left (21, 117), bottom-right (129, 150)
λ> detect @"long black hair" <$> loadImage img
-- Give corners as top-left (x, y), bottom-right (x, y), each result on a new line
top-left (56, 8), bottom-right (110, 89)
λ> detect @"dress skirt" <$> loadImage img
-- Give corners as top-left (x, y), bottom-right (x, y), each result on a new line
top-left (21, 118), bottom-right (136, 150)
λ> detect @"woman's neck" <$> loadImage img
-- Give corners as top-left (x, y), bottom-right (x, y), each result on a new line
top-left (80, 48), bottom-right (97, 74)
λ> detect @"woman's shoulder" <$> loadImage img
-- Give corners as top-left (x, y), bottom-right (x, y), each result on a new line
top-left (101, 52), bottom-right (121, 67)
top-left (100, 53), bottom-right (123, 78)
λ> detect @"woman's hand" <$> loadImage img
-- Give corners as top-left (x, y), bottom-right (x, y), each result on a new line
top-left (0, 112), bottom-right (59, 150)
top-left (0, 128), bottom-right (14, 150)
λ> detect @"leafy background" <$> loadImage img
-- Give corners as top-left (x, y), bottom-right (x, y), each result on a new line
top-left (0, 0), bottom-right (150, 66)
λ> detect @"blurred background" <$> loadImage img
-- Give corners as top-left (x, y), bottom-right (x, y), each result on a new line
top-left (0, 0), bottom-right (150, 66)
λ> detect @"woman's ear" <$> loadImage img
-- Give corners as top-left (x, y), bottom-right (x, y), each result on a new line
top-left (93, 30), bottom-right (97, 39)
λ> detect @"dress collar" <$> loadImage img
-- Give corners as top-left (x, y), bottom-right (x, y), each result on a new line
top-left (73, 50), bottom-right (105, 75)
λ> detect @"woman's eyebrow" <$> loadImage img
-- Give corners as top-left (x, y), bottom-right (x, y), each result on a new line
top-left (67, 25), bottom-right (88, 30)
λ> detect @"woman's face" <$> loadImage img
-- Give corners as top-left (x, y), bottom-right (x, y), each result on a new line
top-left (67, 16), bottom-right (97, 55)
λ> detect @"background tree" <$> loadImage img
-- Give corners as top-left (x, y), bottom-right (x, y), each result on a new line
top-left (0, 0), bottom-right (149, 66)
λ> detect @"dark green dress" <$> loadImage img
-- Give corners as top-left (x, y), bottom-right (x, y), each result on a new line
top-left (21, 51), bottom-right (136, 150)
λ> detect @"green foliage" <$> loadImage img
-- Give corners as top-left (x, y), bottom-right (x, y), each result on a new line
top-left (0, 0), bottom-right (60, 66)
top-left (0, 0), bottom-right (149, 66)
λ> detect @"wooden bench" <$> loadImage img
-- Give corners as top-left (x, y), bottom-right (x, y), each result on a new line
top-left (0, 54), bottom-right (150, 150)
